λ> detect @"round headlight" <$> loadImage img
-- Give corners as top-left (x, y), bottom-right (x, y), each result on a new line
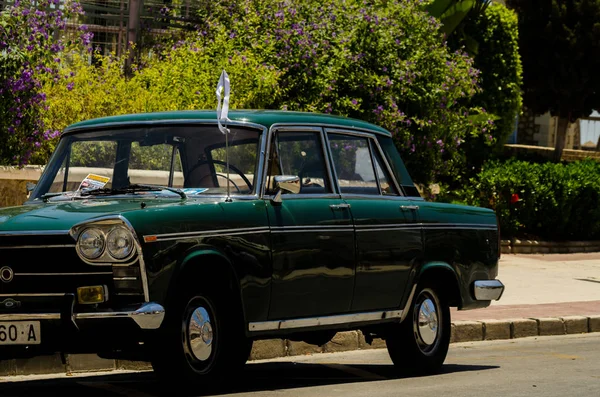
top-left (106, 226), bottom-right (135, 260)
top-left (78, 228), bottom-right (105, 260)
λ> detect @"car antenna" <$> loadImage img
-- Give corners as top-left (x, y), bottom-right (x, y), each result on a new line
top-left (216, 69), bottom-right (232, 202)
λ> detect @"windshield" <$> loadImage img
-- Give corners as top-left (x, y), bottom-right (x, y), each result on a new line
top-left (29, 125), bottom-right (262, 202)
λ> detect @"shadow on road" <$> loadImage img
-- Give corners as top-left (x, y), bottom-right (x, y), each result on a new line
top-left (0, 362), bottom-right (499, 396)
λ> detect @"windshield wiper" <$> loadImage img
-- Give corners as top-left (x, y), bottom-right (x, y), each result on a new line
top-left (79, 184), bottom-right (186, 200)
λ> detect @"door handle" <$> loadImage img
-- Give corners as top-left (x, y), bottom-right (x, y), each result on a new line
top-left (330, 204), bottom-right (351, 211)
top-left (400, 205), bottom-right (419, 211)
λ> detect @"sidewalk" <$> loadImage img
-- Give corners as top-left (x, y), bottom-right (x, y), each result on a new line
top-left (453, 252), bottom-right (600, 322)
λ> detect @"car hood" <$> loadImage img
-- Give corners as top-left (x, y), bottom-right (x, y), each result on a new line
top-left (0, 199), bottom-right (178, 233)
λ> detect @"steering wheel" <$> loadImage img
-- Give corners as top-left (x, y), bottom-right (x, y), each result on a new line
top-left (187, 159), bottom-right (253, 193)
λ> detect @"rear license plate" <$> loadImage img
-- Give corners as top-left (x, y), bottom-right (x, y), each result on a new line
top-left (0, 321), bottom-right (41, 345)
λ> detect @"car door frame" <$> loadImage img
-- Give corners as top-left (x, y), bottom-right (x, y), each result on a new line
top-left (260, 125), bottom-right (358, 321)
top-left (323, 127), bottom-right (424, 313)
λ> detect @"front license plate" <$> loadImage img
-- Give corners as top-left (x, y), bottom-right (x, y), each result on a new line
top-left (0, 321), bottom-right (41, 345)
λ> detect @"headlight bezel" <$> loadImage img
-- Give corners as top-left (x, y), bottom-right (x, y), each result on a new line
top-left (77, 227), bottom-right (106, 260)
top-left (71, 219), bottom-right (138, 265)
top-left (106, 226), bottom-right (135, 260)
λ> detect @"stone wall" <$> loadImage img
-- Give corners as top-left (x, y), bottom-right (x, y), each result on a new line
top-left (503, 144), bottom-right (600, 162)
top-left (0, 166), bottom-right (43, 208)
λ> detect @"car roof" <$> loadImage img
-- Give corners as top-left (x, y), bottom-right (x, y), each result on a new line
top-left (63, 110), bottom-right (392, 137)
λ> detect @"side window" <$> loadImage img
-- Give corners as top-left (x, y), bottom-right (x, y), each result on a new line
top-left (372, 147), bottom-right (399, 196)
top-left (266, 131), bottom-right (331, 195)
top-left (328, 133), bottom-right (397, 196)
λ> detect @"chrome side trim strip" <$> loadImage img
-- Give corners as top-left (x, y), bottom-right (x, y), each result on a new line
top-left (113, 277), bottom-right (138, 281)
top-left (148, 227), bottom-right (271, 242)
top-left (272, 228), bottom-right (353, 234)
top-left (270, 225), bottom-right (353, 231)
top-left (249, 310), bottom-right (403, 332)
top-left (0, 244), bottom-right (75, 249)
top-left (14, 272), bottom-right (113, 276)
top-left (0, 230), bottom-right (70, 236)
top-left (75, 302), bottom-right (165, 329)
top-left (0, 313), bottom-right (60, 320)
top-left (0, 293), bottom-right (68, 297)
top-left (0, 303), bottom-right (166, 330)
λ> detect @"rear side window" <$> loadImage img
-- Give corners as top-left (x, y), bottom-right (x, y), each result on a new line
top-left (327, 133), bottom-right (398, 196)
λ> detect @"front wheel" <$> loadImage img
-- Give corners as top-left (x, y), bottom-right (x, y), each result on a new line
top-left (386, 283), bottom-right (450, 374)
top-left (150, 287), bottom-right (251, 390)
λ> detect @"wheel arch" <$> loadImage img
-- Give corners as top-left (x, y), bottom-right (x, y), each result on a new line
top-left (415, 261), bottom-right (462, 308)
top-left (165, 247), bottom-right (247, 326)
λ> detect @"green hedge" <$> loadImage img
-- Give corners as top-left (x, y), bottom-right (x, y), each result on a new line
top-left (454, 160), bottom-right (600, 241)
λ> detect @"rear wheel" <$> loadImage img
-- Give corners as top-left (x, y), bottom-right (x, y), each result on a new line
top-left (151, 283), bottom-right (251, 390)
top-left (386, 282), bottom-right (450, 374)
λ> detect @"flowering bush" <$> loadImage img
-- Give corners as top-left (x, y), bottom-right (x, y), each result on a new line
top-left (42, 0), bottom-right (495, 185)
top-left (187, 0), bottom-right (495, 184)
top-left (0, 0), bottom-right (91, 165)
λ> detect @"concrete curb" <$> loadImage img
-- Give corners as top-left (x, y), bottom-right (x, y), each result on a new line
top-left (501, 239), bottom-right (600, 254)
top-left (2, 315), bottom-right (599, 377)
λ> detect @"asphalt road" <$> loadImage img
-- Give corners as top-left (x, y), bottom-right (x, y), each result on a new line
top-left (1, 334), bottom-right (599, 397)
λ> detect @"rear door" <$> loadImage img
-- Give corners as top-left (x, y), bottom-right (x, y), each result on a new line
top-left (325, 130), bottom-right (423, 312)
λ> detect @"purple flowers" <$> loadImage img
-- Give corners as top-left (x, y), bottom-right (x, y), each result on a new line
top-left (1, 0), bottom-right (88, 166)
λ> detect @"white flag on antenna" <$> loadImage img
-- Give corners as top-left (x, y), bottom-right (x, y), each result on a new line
top-left (216, 70), bottom-right (231, 134)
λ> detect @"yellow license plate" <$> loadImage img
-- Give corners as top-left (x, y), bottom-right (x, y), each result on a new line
top-left (0, 321), bottom-right (41, 345)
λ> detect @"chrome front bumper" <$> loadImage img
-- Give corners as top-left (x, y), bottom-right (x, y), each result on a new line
top-left (0, 302), bottom-right (165, 330)
top-left (473, 280), bottom-right (505, 301)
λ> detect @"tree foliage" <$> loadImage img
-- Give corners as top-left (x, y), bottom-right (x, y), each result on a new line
top-left (449, 2), bottom-right (522, 172)
top-left (44, 0), bottom-right (494, 185)
top-left (0, 0), bottom-right (91, 166)
top-left (506, 0), bottom-right (600, 158)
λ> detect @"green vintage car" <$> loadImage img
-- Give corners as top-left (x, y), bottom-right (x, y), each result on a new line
top-left (0, 110), bottom-right (503, 385)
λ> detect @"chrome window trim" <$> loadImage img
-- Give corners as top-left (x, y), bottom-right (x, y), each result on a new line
top-left (367, 138), bottom-right (384, 195)
top-left (324, 128), bottom-right (404, 197)
top-left (336, 194), bottom-right (409, 201)
top-left (268, 122), bottom-right (391, 138)
top-left (63, 119), bottom-right (267, 135)
top-left (261, 126), bottom-right (336, 198)
top-left (365, 133), bottom-right (404, 196)
top-left (249, 309), bottom-right (403, 332)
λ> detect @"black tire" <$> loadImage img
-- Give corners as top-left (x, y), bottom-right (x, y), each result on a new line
top-left (150, 283), bottom-right (251, 391)
top-left (386, 282), bottom-right (450, 375)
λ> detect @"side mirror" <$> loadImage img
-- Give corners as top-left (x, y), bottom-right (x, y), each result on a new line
top-left (272, 175), bottom-right (300, 204)
top-left (26, 182), bottom-right (36, 192)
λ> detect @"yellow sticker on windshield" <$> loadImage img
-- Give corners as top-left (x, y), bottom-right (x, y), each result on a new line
top-left (79, 174), bottom-right (110, 191)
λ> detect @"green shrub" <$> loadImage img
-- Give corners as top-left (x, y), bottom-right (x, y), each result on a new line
top-left (455, 160), bottom-right (600, 241)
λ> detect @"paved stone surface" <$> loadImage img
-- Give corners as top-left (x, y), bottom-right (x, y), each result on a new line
top-left (510, 318), bottom-right (538, 338)
top-left (589, 315), bottom-right (600, 332)
top-left (481, 319), bottom-right (511, 340)
top-left (250, 340), bottom-right (287, 360)
top-left (537, 318), bottom-right (566, 336)
top-left (452, 300), bottom-right (600, 322)
top-left (450, 321), bottom-right (482, 343)
top-left (561, 316), bottom-right (589, 334)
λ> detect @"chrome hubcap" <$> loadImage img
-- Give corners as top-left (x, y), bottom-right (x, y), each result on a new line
top-left (187, 306), bottom-right (213, 361)
top-left (417, 298), bottom-right (439, 346)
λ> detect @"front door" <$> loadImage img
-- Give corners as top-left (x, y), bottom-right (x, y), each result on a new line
top-left (265, 128), bottom-right (355, 320)
top-left (325, 131), bottom-right (423, 312)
